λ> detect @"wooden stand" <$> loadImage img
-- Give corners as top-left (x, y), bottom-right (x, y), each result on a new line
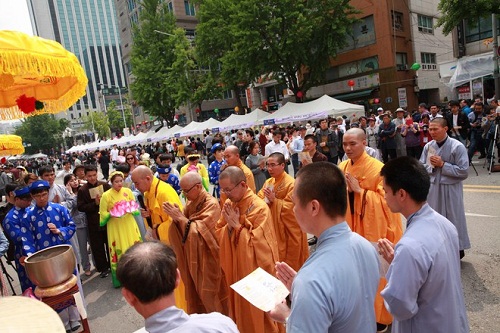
top-left (40, 284), bottom-right (91, 333)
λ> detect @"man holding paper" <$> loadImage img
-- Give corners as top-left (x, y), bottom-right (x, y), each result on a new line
top-left (419, 118), bottom-right (470, 259)
top-left (77, 165), bottom-right (111, 278)
top-left (257, 153), bottom-right (308, 271)
top-left (216, 166), bottom-right (281, 333)
top-left (269, 162), bottom-right (379, 332)
top-left (378, 156), bottom-right (469, 333)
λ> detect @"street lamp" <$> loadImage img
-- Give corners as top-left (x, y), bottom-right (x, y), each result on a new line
top-left (98, 83), bottom-right (127, 129)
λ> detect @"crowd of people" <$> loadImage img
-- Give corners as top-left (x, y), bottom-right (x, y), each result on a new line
top-left (1, 97), bottom-right (491, 332)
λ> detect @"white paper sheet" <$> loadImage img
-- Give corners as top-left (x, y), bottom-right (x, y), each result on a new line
top-left (230, 267), bottom-right (290, 312)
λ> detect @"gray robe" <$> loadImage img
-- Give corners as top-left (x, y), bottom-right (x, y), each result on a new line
top-left (393, 118), bottom-right (407, 157)
top-left (420, 137), bottom-right (470, 250)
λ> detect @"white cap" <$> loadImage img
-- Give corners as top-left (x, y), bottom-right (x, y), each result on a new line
top-left (377, 107), bottom-right (383, 111)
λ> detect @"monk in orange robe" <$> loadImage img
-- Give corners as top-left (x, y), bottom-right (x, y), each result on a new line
top-left (163, 172), bottom-right (229, 315)
top-left (338, 129), bottom-right (403, 329)
top-left (257, 152), bottom-right (308, 271)
top-left (131, 166), bottom-right (187, 311)
top-left (216, 166), bottom-right (283, 333)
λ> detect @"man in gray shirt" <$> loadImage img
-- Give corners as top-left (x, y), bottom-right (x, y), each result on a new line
top-left (378, 156), bottom-right (469, 333)
top-left (117, 242), bottom-right (239, 333)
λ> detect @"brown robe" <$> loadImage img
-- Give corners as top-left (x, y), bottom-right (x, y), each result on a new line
top-left (216, 188), bottom-right (282, 333)
top-left (257, 172), bottom-right (308, 271)
top-left (339, 151), bottom-right (403, 325)
top-left (168, 190), bottom-right (229, 315)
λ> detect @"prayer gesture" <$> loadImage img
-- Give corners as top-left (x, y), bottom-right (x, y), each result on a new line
top-left (276, 261), bottom-right (297, 292)
top-left (345, 172), bottom-right (362, 194)
top-left (377, 238), bottom-right (395, 264)
top-left (263, 186), bottom-right (276, 203)
top-left (429, 155), bottom-right (445, 168)
top-left (222, 202), bottom-right (240, 231)
top-left (162, 202), bottom-right (184, 222)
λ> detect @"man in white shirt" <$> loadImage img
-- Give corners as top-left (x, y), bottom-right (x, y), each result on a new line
top-left (265, 130), bottom-right (290, 173)
top-left (110, 144), bottom-right (119, 164)
top-left (117, 242), bottom-right (238, 333)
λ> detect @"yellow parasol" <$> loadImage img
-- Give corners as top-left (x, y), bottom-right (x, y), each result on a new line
top-left (0, 134), bottom-right (25, 156)
top-left (0, 30), bottom-right (88, 120)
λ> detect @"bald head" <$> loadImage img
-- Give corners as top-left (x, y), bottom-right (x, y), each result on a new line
top-left (180, 172), bottom-right (202, 188)
top-left (225, 145), bottom-right (239, 155)
top-left (132, 165), bottom-right (153, 178)
top-left (345, 128), bottom-right (366, 140)
top-left (224, 145), bottom-right (241, 166)
top-left (219, 166), bottom-right (246, 185)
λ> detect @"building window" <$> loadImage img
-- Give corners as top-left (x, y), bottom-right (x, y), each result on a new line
top-left (417, 14), bottom-right (433, 34)
top-left (127, 0), bottom-right (136, 12)
top-left (168, 1), bottom-right (173, 12)
top-left (420, 52), bottom-right (437, 70)
top-left (396, 52), bottom-right (408, 71)
top-left (391, 11), bottom-right (403, 32)
top-left (222, 90), bottom-right (233, 100)
top-left (464, 16), bottom-right (500, 43)
top-left (184, 1), bottom-right (195, 16)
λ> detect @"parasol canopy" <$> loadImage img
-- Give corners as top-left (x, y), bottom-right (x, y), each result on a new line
top-left (0, 134), bottom-right (25, 156)
top-left (0, 30), bottom-right (88, 120)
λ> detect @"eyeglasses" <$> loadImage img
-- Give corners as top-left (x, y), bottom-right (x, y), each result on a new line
top-left (221, 181), bottom-right (243, 194)
top-left (266, 162), bottom-right (283, 168)
top-left (126, 157), bottom-right (135, 161)
top-left (182, 183), bottom-right (201, 195)
top-left (32, 192), bottom-right (48, 199)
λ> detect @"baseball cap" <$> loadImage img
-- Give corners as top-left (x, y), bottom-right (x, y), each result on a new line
top-left (211, 143), bottom-right (224, 154)
top-left (29, 180), bottom-right (50, 192)
top-left (377, 107), bottom-right (384, 112)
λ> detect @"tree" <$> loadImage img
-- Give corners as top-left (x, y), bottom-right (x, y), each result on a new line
top-left (107, 100), bottom-right (133, 134)
top-left (130, 0), bottom-right (189, 127)
top-left (14, 114), bottom-right (65, 154)
top-left (81, 111), bottom-right (111, 140)
top-left (196, 0), bottom-right (358, 101)
top-left (436, 0), bottom-right (500, 35)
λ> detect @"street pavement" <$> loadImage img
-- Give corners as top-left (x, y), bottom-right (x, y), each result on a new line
top-left (1, 156), bottom-right (500, 332)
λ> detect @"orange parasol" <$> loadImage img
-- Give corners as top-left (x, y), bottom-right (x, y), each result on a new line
top-left (0, 30), bottom-right (88, 120)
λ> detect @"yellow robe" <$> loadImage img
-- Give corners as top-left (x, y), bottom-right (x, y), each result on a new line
top-left (168, 190), bottom-right (229, 315)
top-left (216, 189), bottom-right (282, 333)
top-left (219, 159), bottom-right (256, 207)
top-left (339, 151), bottom-right (403, 325)
top-left (257, 172), bottom-right (308, 271)
top-left (180, 163), bottom-right (210, 192)
top-left (145, 177), bottom-right (187, 311)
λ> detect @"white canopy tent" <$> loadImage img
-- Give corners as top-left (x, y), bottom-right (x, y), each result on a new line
top-left (217, 109), bottom-right (270, 131)
top-left (260, 94), bottom-right (365, 124)
top-left (175, 118), bottom-right (221, 137)
top-left (442, 53), bottom-right (495, 88)
top-left (148, 125), bottom-right (183, 143)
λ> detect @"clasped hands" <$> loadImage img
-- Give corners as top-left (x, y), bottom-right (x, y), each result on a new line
top-left (222, 202), bottom-right (240, 231)
top-left (268, 262), bottom-right (297, 323)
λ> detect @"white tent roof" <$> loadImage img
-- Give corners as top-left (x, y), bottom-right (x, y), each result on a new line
top-left (217, 109), bottom-right (270, 131)
top-left (149, 125), bottom-right (183, 142)
top-left (444, 53), bottom-right (494, 88)
top-left (260, 94), bottom-right (364, 124)
top-left (175, 118), bottom-right (221, 137)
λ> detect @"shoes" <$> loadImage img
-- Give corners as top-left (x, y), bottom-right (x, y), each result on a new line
top-left (70, 321), bottom-right (81, 332)
top-left (84, 270), bottom-right (92, 276)
top-left (100, 269), bottom-right (110, 278)
top-left (376, 323), bottom-right (388, 333)
top-left (460, 250), bottom-right (465, 260)
top-left (478, 154), bottom-right (487, 159)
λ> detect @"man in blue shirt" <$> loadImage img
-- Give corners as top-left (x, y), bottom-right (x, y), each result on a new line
top-left (269, 162), bottom-right (379, 332)
top-left (378, 157), bottom-right (469, 333)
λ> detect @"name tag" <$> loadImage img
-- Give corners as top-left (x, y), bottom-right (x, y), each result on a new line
top-left (423, 137), bottom-right (428, 143)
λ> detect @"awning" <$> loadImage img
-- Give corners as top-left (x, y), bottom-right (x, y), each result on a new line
top-left (332, 89), bottom-right (373, 101)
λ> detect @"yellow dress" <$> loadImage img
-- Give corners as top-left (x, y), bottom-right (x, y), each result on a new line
top-left (99, 187), bottom-right (142, 287)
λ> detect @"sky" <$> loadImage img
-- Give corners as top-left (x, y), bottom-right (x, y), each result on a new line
top-left (0, 0), bottom-right (33, 35)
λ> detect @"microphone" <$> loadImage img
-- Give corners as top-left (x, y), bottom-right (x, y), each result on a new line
top-left (137, 194), bottom-right (153, 229)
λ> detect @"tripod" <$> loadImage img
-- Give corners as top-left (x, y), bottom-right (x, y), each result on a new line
top-left (0, 256), bottom-right (16, 295)
top-left (487, 118), bottom-right (499, 175)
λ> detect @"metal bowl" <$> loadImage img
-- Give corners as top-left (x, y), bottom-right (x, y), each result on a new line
top-left (24, 244), bottom-right (76, 288)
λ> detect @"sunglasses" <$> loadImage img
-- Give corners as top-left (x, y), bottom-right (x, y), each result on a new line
top-left (126, 157), bottom-right (135, 160)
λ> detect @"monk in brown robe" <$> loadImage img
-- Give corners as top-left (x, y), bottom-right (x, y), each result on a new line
top-left (338, 128), bottom-right (403, 331)
top-left (257, 152), bottom-right (308, 271)
top-left (216, 166), bottom-right (282, 333)
top-left (163, 172), bottom-right (229, 315)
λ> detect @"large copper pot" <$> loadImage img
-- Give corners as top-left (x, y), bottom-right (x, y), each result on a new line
top-left (24, 244), bottom-right (76, 288)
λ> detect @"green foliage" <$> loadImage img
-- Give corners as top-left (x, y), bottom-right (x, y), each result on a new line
top-left (196, 0), bottom-right (358, 100)
top-left (107, 100), bottom-right (133, 133)
top-left (14, 114), bottom-right (64, 154)
top-left (81, 111), bottom-right (111, 140)
top-left (437, 0), bottom-right (500, 35)
top-left (130, 0), bottom-right (186, 127)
